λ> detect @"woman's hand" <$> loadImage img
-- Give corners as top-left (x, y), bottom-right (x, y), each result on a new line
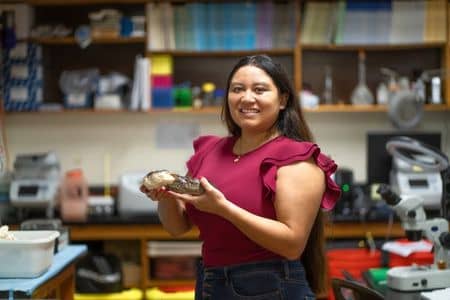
top-left (140, 185), bottom-right (175, 202)
top-left (167, 177), bottom-right (227, 215)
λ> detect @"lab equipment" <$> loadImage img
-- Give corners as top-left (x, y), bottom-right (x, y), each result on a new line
top-left (376, 136), bottom-right (450, 292)
top-left (351, 51), bottom-right (374, 105)
top-left (20, 218), bottom-right (69, 252)
top-left (387, 137), bottom-right (449, 211)
top-left (59, 68), bottom-right (99, 109)
top-left (9, 152), bottom-right (61, 219)
top-left (59, 169), bottom-right (89, 222)
top-left (366, 132), bottom-right (441, 187)
top-left (118, 172), bottom-right (157, 217)
top-left (322, 65), bottom-right (333, 104)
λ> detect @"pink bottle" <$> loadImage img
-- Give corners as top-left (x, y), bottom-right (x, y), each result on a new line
top-left (60, 169), bottom-right (89, 222)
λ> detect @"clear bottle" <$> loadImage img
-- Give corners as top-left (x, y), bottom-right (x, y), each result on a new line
top-left (351, 52), bottom-right (374, 105)
top-left (322, 65), bottom-right (333, 104)
top-left (431, 76), bottom-right (442, 104)
top-left (376, 82), bottom-right (389, 105)
top-left (59, 168), bottom-right (89, 222)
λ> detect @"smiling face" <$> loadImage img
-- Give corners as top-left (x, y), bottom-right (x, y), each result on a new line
top-left (227, 65), bottom-right (286, 136)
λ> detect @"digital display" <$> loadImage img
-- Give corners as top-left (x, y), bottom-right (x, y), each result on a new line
top-left (18, 185), bottom-right (39, 196)
top-left (408, 179), bottom-right (429, 188)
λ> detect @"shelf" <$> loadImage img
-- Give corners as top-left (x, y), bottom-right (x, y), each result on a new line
top-left (147, 279), bottom-right (195, 288)
top-left (67, 222), bottom-right (404, 241)
top-left (30, 36), bottom-right (146, 45)
top-left (301, 42), bottom-right (446, 51)
top-left (303, 104), bottom-right (449, 113)
top-left (5, 104), bottom-right (448, 115)
top-left (26, 0), bottom-right (148, 5)
top-left (147, 49), bottom-right (294, 57)
top-left (4, 107), bottom-right (222, 115)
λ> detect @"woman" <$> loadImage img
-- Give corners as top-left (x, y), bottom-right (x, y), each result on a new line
top-left (141, 55), bottom-right (340, 299)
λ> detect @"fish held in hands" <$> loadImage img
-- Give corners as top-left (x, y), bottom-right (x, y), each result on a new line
top-left (142, 170), bottom-right (204, 195)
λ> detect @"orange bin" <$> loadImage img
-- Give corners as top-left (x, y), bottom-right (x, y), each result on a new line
top-left (327, 248), bottom-right (382, 300)
top-left (327, 248), bottom-right (382, 280)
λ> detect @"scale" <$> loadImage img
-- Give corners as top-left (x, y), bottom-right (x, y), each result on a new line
top-left (9, 152), bottom-right (61, 218)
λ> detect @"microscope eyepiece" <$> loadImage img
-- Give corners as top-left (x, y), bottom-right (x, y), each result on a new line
top-left (377, 184), bottom-right (402, 206)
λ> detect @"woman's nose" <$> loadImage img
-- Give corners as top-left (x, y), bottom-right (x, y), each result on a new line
top-left (241, 89), bottom-right (255, 102)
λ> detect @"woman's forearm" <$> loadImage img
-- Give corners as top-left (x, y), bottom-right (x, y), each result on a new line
top-left (219, 201), bottom-right (308, 260)
top-left (157, 198), bottom-right (192, 237)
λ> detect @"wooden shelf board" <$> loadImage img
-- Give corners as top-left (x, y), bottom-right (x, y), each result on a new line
top-left (30, 36), bottom-right (145, 45)
top-left (147, 49), bottom-right (294, 57)
top-left (27, 0), bottom-right (148, 5)
top-left (68, 222), bottom-right (404, 241)
top-left (304, 104), bottom-right (449, 113)
top-left (302, 42), bottom-right (446, 51)
top-left (5, 104), bottom-right (448, 115)
top-left (69, 224), bottom-right (200, 240)
top-left (147, 279), bottom-right (196, 288)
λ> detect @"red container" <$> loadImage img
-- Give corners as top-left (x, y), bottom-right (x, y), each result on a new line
top-left (327, 248), bottom-right (382, 300)
top-left (327, 248), bottom-right (381, 280)
top-left (152, 75), bottom-right (173, 88)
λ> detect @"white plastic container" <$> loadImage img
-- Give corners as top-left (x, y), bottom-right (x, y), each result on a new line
top-left (0, 230), bottom-right (60, 278)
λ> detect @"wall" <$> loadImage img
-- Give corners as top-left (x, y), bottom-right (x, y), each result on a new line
top-left (4, 111), bottom-right (450, 185)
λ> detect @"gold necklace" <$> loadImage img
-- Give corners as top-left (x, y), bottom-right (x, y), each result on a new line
top-left (234, 138), bottom-right (242, 163)
top-left (233, 133), bottom-right (279, 163)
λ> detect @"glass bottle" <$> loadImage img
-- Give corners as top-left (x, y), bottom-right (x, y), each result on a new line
top-left (351, 51), bottom-right (374, 105)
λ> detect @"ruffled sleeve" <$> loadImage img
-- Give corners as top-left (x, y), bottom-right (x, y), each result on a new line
top-left (186, 135), bottom-right (221, 176)
top-left (260, 140), bottom-right (341, 211)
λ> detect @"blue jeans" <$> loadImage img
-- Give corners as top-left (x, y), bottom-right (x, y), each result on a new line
top-left (195, 259), bottom-right (316, 300)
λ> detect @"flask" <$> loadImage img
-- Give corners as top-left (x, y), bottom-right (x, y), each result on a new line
top-left (351, 52), bottom-right (374, 105)
top-left (59, 168), bottom-right (89, 222)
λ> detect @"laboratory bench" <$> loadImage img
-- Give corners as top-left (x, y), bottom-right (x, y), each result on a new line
top-left (0, 245), bottom-right (87, 300)
top-left (4, 212), bottom-right (406, 299)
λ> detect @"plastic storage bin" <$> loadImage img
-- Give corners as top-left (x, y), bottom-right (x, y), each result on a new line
top-left (146, 287), bottom-right (194, 300)
top-left (74, 288), bottom-right (143, 300)
top-left (327, 248), bottom-right (382, 280)
top-left (0, 230), bottom-right (60, 278)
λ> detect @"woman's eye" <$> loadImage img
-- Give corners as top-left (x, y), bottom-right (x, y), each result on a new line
top-left (254, 87), bottom-right (266, 94)
top-left (231, 86), bottom-right (243, 93)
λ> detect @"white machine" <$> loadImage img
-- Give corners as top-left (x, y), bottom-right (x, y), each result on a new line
top-left (118, 172), bottom-right (157, 216)
top-left (10, 152), bottom-right (61, 218)
top-left (378, 137), bottom-right (450, 292)
top-left (390, 155), bottom-right (443, 209)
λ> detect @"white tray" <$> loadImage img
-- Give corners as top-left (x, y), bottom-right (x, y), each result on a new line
top-left (0, 230), bottom-right (60, 278)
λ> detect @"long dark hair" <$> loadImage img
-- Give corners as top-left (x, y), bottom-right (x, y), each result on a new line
top-left (221, 55), bottom-right (326, 294)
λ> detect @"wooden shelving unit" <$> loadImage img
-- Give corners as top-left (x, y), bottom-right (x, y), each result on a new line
top-left (3, 0), bottom-right (450, 297)
top-left (5, 0), bottom-right (447, 113)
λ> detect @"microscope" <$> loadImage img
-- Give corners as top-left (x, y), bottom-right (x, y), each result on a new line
top-left (377, 137), bottom-right (450, 292)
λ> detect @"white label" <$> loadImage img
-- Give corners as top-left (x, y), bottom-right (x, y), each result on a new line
top-left (10, 64), bottom-right (29, 79)
top-left (9, 43), bottom-right (27, 59)
top-left (67, 93), bottom-right (87, 106)
top-left (10, 87), bottom-right (28, 102)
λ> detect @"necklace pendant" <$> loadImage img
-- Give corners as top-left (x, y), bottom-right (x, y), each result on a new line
top-left (233, 156), bottom-right (240, 163)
